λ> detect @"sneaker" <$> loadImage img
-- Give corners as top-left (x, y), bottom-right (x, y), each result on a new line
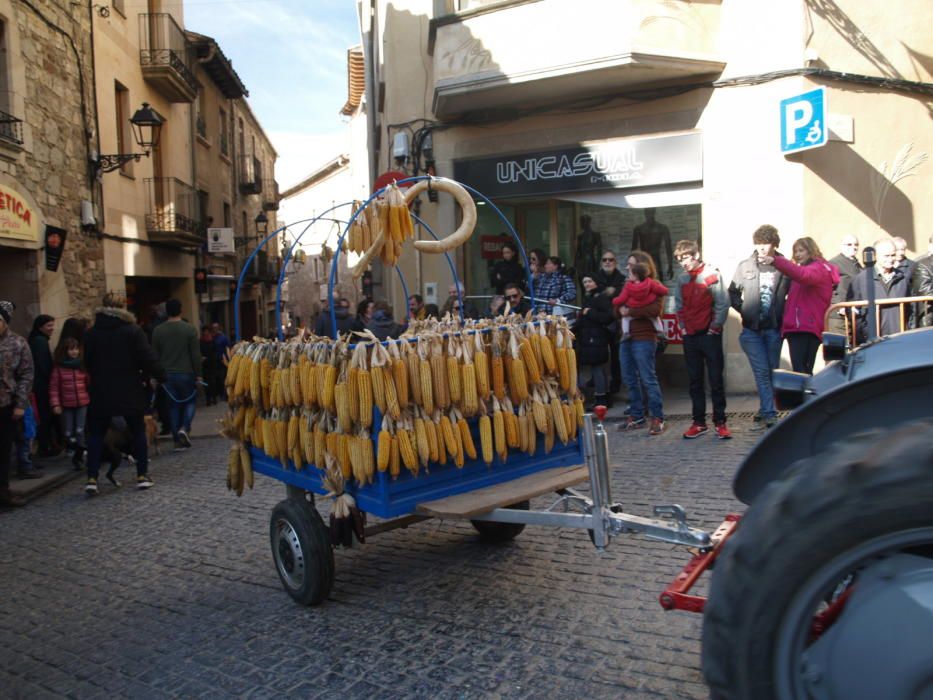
top-left (618, 417), bottom-right (646, 431)
top-left (622, 405), bottom-right (632, 416)
top-left (715, 422), bottom-right (733, 440)
top-left (649, 418), bottom-right (666, 435)
top-left (751, 416), bottom-right (776, 431)
top-left (683, 423), bottom-right (709, 439)
top-left (173, 443), bottom-right (186, 452)
top-left (177, 430), bottom-right (192, 449)
top-left (84, 478), bottom-right (98, 494)
top-left (136, 475), bottom-right (155, 490)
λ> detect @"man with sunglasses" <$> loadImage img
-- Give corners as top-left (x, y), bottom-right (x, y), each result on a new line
top-left (594, 251), bottom-right (626, 396)
top-left (503, 283), bottom-right (532, 315)
top-left (827, 235), bottom-right (863, 335)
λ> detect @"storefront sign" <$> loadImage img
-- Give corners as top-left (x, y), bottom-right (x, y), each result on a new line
top-left (480, 235), bottom-right (510, 259)
top-left (662, 314), bottom-right (683, 344)
top-left (207, 227), bottom-right (235, 254)
top-left (0, 183), bottom-right (40, 242)
top-left (454, 133), bottom-right (702, 198)
top-left (44, 225), bottom-right (67, 271)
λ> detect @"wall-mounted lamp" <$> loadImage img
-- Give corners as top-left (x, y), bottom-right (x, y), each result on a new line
top-left (91, 102), bottom-right (164, 175)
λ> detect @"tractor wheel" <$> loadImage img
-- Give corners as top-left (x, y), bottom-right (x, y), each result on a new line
top-left (471, 500), bottom-right (530, 542)
top-left (269, 498), bottom-right (334, 605)
top-left (702, 420), bottom-right (933, 699)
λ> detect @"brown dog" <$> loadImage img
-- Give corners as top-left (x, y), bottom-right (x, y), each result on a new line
top-left (144, 415), bottom-right (161, 456)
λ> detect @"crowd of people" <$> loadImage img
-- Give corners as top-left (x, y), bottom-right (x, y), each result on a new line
top-left (2, 230), bottom-right (930, 508)
top-left (0, 294), bottom-right (232, 506)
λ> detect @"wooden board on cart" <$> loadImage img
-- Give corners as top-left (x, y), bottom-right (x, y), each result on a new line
top-left (415, 466), bottom-right (588, 519)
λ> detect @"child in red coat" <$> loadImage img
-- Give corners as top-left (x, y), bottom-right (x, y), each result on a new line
top-left (612, 262), bottom-right (669, 339)
top-left (49, 337), bottom-right (90, 466)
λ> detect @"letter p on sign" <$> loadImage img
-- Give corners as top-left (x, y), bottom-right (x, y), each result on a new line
top-left (780, 87), bottom-right (827, 154)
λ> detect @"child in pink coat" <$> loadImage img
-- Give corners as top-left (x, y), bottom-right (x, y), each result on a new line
top-left (612, 262), bottom-right (669, 339)
top-left (49, 337), bottom-right (90, 466)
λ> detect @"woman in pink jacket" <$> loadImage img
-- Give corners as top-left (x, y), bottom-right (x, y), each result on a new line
top-left (49, 337), bottom-right (91, 465)
top-left (760, 237), bottom-right (840, 374)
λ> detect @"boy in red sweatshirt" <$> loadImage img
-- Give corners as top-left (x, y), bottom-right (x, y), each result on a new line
top-left (673, 240), bottom-right (732, 439)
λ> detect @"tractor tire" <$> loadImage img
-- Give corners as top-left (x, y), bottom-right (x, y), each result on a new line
top-left (702, 419), bottom-right (933, 699)
top-left (471, 500), bottom-right (530, 542)
top-left (269, 498), bottom-right (335, 605)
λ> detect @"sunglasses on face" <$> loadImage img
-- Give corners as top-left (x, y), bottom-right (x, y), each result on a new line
top-left (602, 258), bottom-right (615, 263)
top-left (506, 294), bottom-right (520, 300)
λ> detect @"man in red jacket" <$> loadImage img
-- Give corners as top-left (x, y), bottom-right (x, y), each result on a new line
top-left (673, 240), bottom-right (732, 439)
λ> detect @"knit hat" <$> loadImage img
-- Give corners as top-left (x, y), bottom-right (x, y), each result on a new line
top-left (0, 300), bottom-right (13, 323)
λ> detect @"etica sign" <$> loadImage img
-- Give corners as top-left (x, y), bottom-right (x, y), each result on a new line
top-left (453, 133), bottom-right (702, 198)
top-left (0, 183), bottom-right (40, 242)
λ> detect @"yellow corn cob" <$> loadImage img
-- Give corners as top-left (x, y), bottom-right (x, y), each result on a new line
top-left (348, 433), bottom-right (364, 483)
top-left (505, 411), bottom-right (520, 449)
top-left (249, 355), bottom-right (262, 404)
top-left (493, 408), bottom-right (507, 462)
top-left (299, 417), bottom-right (312, 464)
top-left (491, 353), bottom-right (505, 401)
top-left (425, 416), bottom-right (439, 463)
top-left (260, 417), bottom-right (274, 458)
top-left (348, 367), bottom-right (360, 422)
top-left (338, 433), bottom-right (352, 479)
top-left (518, 408), bottom-right (529, 452)
top-left (299, 360), bottom-right (312, 407)
top-left (371, 365), bottom-right (387, 414)
top-left (397, 429), bottom-right (418, 473)
top-left (509, 358), bottom-right (529, 404)
top-left (233, 405), bottom-right (246, 434)
top-left (308, 364), bottom-right (321, 408)
top-left (287, 413), bottom-right (299, 456)
top-left (551, 398), bottom-right (568, 444)
top-left (414, 417), bottom-right (430, 466)
top-left (431, 354), bottom-right (449, 409)
top-left (556, 347), bottom-right (570, 392)
top-left (358, 369), bottom-right (373, 428)
top-left (528, 331), bottom-right (544, 379)
top-left (362, 434), bottom-right (375, 483)
top-left (389, 433), bottom-right (401, 478)
top-left (314, 363), bottom-right (325, 407)
top-left (461, 363), bottom-right (478, 416)
top-left (567, 347), bottom-right (578, 396)
top-left (275, 418), bottom-right (288, 465)
top-left (334, 383), bottom-right (352, 433)
top-left (254, 416), bottom-right (266, 451)
top-left (228, 445), bottom-right (241, 494)
top-left (392, 358), bottom-right (409, 409)
top-left (524, 413), bottom-right (537, 456)
top-left (574, 396), bottom-right (585, 427)
top-left (544, 412), bottom-right (555, 454)
top-left (377, 429), bottom-right (391, 472)
top-left (458, 418), bottom-right (477, 460)
top-left (244, 406), bottom-right (257, 442)
top-left (436, 422), bottom-right (448, 465)
top-left (407, 352), bottom-right (422, 407)
top-left (272, 370), bottom-right (284, 408)
top-left (313, 424), bottom-right (325, 469)
top-left (226, 354), bottom-right (240, 391)
top-left (474, 348), bottom-right (490, 400)
top-left (479, 415), bottom-right (493, 465)
top-left (240, 443), bottom-right (253, 489)
top-left (446, 356), bottom-right (461, 405)
top-left (325, 431), bottom-right (338, 461)
top-left (289, 363), bottom-right (301, 406)
top-left (540, 325), bottom-right (557, 374)
top-left (532, 395), bottom-right (548, 434)
top-left (383, 368), bottom-right (400, 419)
top-left (261, 358), bottom-right (273, 410)
top-left (440, 414), bottom-right (459, 460)
top-left (519, 338), bottom-right (541, 385)
top-left (452, 420), bottom-right (465, 468)
top-left (563, 402), bottom-right (577, 441)
top-left (420, 359), bottom-right (434, 414)
top-left (322, 365), bottom-right (337, 412)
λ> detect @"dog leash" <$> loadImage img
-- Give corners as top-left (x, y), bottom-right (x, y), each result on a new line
top-left (159, 380), bottom-right (208, 404)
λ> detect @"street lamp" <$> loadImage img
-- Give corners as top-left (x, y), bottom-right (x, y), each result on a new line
top-left (255, 211), bottom-right (269, 237)
top-left (92, 102), bottom-right (165, 175)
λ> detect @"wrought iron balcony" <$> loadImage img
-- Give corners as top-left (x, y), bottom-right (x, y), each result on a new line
top-left (0, 110), bottom-right (24, 146)
top-left (239, 154), bottom-right (263, 195)
top-left (261, 179), bottom-right (279, 211)
top-left (139, 13), bottom-right (198, 103)
top-left (145, 177), bottom-right (202, 246)
top-left (245, 249), bottom-right (278, 283)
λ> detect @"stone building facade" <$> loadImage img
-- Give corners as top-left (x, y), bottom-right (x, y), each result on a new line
top-left (0, 0), bottom-right (103, 336)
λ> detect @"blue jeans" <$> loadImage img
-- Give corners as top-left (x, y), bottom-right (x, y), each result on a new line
top-left (164, 373), bottom-right (197, 440)
top-left (619, 339), bottom-right (664, 420)
top-left (739, 328), bottom-right (782, 420)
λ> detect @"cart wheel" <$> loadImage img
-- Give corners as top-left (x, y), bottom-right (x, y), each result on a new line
top-left (471, 500), bottom-right (530, 542)
top-left (269, 498), bottom-right (334, 605)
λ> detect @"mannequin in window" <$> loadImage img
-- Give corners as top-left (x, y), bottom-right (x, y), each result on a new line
top-left (574, 215), bottom-right (603, 287)
top-left (632, 208), bottom-right (674, 280)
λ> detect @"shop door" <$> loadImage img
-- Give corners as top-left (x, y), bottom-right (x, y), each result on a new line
top-left (0, 247), bottom-right (37, 336)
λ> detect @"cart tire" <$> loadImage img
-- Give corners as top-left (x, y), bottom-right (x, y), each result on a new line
top-left (269, 498), bottom-right (335, 606)
top-left (471, 500), bottom-right (530, 542)
top-left (701, 420), bottom-right (933, 699)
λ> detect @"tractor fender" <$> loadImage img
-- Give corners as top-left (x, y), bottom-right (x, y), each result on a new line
top-left (733, 366), bottom-right (933, 505)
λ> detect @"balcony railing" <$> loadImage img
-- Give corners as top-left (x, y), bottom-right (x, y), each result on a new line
top-left (0, 109), bottom-right (24, 146)
top-left (145, 177), bottom-right (202, 246)
top-left (239, 154), bottom-right (262, 195)
top-left (219, 131), bottom-right (229, 156)
top-left (246, 250), bottom-right (278, 283)
top-left (139, 13), bottom-right (198, 103)
top-left (261, 179), bottom-right (279, 211)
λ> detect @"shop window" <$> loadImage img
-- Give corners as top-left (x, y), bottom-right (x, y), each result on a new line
top-left (219, 107), bottom-right (229, 156)
top-left (223, 201), bottom-right (230, 227)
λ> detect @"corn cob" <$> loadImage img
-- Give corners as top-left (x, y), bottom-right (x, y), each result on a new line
top-left (457, 416), bottom-right (477, 461)
top-left (420, 355), bottom-right (434, 415)
top-left (287, 412), bottom-right (300, 462)
top-left (414, 415), bottom-right (430, 466)
top-left (436, 420), bottom-right (448, 465)
top-left (361, 431), bottom-right (375, 484)
top-left (397, 428), bottom-right (418, 473)
top-left (325, 430), bottom-right (338, 463)
top-left (253, 416), bottom-right (265, 451)
top-left (555, 328), bottom-right (571, 392)
top-left (298, 412), bottom-right (311, 463)
top-left (539, 322), bottom-right (557, 374)
top-left (452, 417), bottom-right (465, 468)
top-left (313, 422), bottom-right (326, 469)
top-left (338, 432), bottom-right (352, 479)
top-left (504, 408), bottom-right (520, 449)
top-left (479, 413), bottom-right (493, 465)
top-left (563, 401), bottom-right (577, 441)
top-left (508, 333), bottom-right (530, 403)
top-left (446, 339), bottom-right (461, 406)
top-left (240, 443), bottom-right (253, 489)
top-left (391, 343), bottom-right (409, 409)
top-left (308, 362), bottom-right (321, 409)
top-left (524, 412), bottom-right (537, 456)
top-left (567, 343), bottom-right (578, 398)
top-left (492, 398), bottom-right (507, 462)
top-left (226, 352), bottom-right (241, 392)
top-left (347, 365), bottom-right (360, 422)
top-left (334, 382), bottom-right (352, 433)
top-left (527, 323), bottom-right (544, 378)
top-left (260, 356), bottom-right (273, 410)
top-left (473, 332), bottom-right (490, 400)
top-left (261, 416), bottom-right (274, 459)
top-left (544, 411), bottom-right (555, 454)
top-left (322, 364), bottom-right (337, 412)
top-left (518, 403), bottom-right (529, 453)
top-left (383, 366), bottom-right (400, 419)
top-left (440, 414), bottom-right (459, 461)
top-left (299, 355), bottom-right (313, 407)
top-left (389, 432), bottom-right (401, 478)
top-left (574, 395), bottom-right (585, 427)
top-left (551, 394), bottom-right (568, 445)
top-left (249, 348), bottom-right (262, 404)
top-left (531, 389), bottom-right (548, 434)
top-left (491, 332), bottom-right (505, 401)
top-left (425, 413), bottom-right (440, 463)
top-left (275, 413), bottom-right (288, 465)
top-left (371, 365), bottom-right (387, 414)
top-left (377, 420), bottom-right (392, 472)
top-left (227, 444), bottom-right (241, 494)
top-left (519, 335), bottom-right (542, 385)
top-left (348, 432), bottom-right (364, 483)
top-left (244, 405), bottom-right (257, 443)
top-left (358, 367), bottom-right (373, 429)
top-left (431, 346), bottom-right (449, 410)
top-left (407, 344), bottom-right (422, 407)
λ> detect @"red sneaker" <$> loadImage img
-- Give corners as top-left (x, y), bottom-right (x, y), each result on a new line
top-left (649, 418), bottom-right (665, 435)
top-left (682, 422), bottom-right (708, 439)
top-left (715, 422), bottom-right (732, 440)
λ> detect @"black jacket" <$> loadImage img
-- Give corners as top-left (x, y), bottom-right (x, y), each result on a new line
top-left (848, 267), bottom-right (912, 339)
top-left (729, 253), bottom-right (789, 331)
top-left (912, 254), bottom-right (933, 328)
top-left (314, 309), bottom-right (362, 339)
top-left (366, 311), bottom-right (404, 341)
top-left (490, 259), bottom-right (526, 295)
top-left (593, 268), bottom-right (626, 298)
top-left (84, 307), bottom-right (165, 417)
top-left (827, 253), bottom-right (863, 333)
top-left (573, 290), bottom-right (614, 365)
top-left (27, 333), bottom-right (53, 392)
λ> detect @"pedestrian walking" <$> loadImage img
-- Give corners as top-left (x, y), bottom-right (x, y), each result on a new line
top-left (28, 313), bottom-right (59, 457)
top-left (152, 298), bottom-right (202, 451)
top-left (49, 337), bottom-right (91, 467)
top-left (762, 237), bottom-right (839, 375)
top-left (673, 240), bottom-right (731, 439)
top-left (729, 225), bottom-right (790, 429)
top-left (574, 276), bottom-right (614, 409)
top-left (0, 301), bottom-right (36, 506)
top-left (614, 252), bottom-right (666, 435)
top-left (82, 293), bottom-right (164, 493)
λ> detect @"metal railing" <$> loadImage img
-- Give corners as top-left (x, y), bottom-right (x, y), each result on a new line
top-left (144, 177), bottom-right (197, 234)
top-left (239, 154), bottom-right (262, 194)
top-left (138, 13), bottom-right (198, 95)
top-left (0, 109), bottom-right (24, 145)
top-left (262, 179), bottom-right (279, 210)
top-left (824, 295), bottom-right (933, 347)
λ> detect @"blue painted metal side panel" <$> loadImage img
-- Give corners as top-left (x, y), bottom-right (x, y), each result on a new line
top-left (250, 430), bottom-right (584, 519)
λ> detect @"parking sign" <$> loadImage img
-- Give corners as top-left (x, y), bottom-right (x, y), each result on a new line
top-left (780, 87), bottom-right (827, 154)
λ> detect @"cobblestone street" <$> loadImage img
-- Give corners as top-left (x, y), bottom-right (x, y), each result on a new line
top-left (0, 419), bottom-right (754, 699)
